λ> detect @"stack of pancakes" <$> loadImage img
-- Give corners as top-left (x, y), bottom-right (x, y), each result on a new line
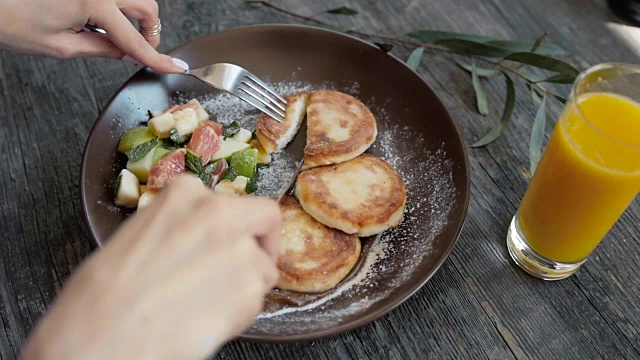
top-left (256, 90), bottom-right (407, 293)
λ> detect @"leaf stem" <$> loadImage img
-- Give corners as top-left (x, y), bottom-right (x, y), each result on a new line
top-left (248, 0), bottom-right (564, 100)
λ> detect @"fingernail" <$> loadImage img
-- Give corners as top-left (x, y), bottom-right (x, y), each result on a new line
top-left (122, 55), bottom-right (140, 65)
top-left (172, 58), bottom-right (189, 72)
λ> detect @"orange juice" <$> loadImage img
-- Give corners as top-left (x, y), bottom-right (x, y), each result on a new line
top-left (517, 92), bottom-right (640, 263)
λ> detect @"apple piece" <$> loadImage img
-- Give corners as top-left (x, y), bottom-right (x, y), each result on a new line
top-left (211, 137), bottom-right (250, 161)
top-left (231, 128), bottom-right (252, 143)
top-left (114, 169), bottom-right (140, 208)
top-left (173, 108), bottom-right (198, 138)
top-left (214, 176), bottom-right (250, 196)
top-left (117, 126), bottom-right (155, 153)
top-left (229, 148), bottom-right (258, 178)
top-left (148, 112), bottom-right (175, 138)
top-left (152, 146), bottom-right (170, 167)
top-left (126, 147), bottom-right (155, 183)
top-left (187, 99), bottom-right (209, 121)
top-left (137, 190), bottom-right (157, 209)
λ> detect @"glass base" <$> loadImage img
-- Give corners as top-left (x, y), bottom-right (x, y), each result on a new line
top-left (506, 216), bottom-right (586, 280)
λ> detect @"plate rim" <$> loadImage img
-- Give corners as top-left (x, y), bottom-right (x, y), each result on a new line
top-left (80, 23), bottom-right (471, 343)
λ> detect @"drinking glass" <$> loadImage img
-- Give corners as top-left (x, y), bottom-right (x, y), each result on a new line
top-left (507, 63), bottom-right (640, 280)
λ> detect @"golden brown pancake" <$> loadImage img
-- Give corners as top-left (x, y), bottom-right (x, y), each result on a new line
top-left (277, 196), bottom-right (361, 293)
top-left (303, 90), bottom-right (377, 169)
top-left (255, 93), bottom-right (309, 153)
top-left (295, 154), bottom-right (406, 237)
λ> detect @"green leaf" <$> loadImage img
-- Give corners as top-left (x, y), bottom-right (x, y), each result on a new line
top-left (147, 110), bottom-right (154, 121)
top-left (113, 174), bottom-right (122, 199)
top-left (537, 73), bottom-right (577, 84)
top-left (407, 30), bottom-right (494, 44)
top-left (471, 61), bottom-right (489, 116)
top-left (245, 170), bottom-right (258, 194)
top-left (471, 74), bottom-right (515, 147)
top-left (222, 167), bottom-right (238, 182)
top-left (406, 47), bottom-right (424, 71)
top-left (552, 94), bottom-right (567, 104)
top-left (199, 172), bottom-right (213, 187)
top-left (375, 42), bottom-right (394, 53)
top-left (246, 1), bottom-right (264, 7)
top-left (314, 23), bottom-right (352, 32)
top-left (126, 137), bottom-right (159, 162)
top-left (223, 121), bottom-right (241, 138)
top-left (485, 40), bottom-right (565, 57)
top-left (531, 88), bottom-right (557, 135)
top-left (204, 161), bottom-right (218, 175)
top-left (406, 30), bottom-right (564, 55)
top-left (503, 52), bottom-right (579, 76)
top-left (530, 94), bottom-right (547, 175)
top-left (456, 61), bottom-right (501, 77)
top-left (326, 6), bottom-right (358, 15)
top-left (160, 139), bottom-right (177, 150)
top-left (435, 39), bottom-right (513, 57)
top-left (185, 150), bottom-right (204, 174)
top-left (169, 128), bottom-right (190, 145)
top-left (251, 130), bottom-right (257, 140)
top-left (530, 33), bottom-right (547, 53)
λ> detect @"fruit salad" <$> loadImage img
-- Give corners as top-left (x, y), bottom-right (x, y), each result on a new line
top-left (113, 99), bottom-right (271, 209)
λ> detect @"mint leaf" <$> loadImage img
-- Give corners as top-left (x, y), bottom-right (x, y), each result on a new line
top-left (199, 172), bottom-right (213, 187)
top-left (113, 174), bottom-right (122, 199)
top-left (245, 168), bottom-right (258, 194)
top-left (204, 161), bottom-right (217, 175)
top-left (169, 128), bottom-right (191, 145)
top-left (222, 166), bottom-right (238, 182)
top-left (126, 137), bottom-right (159, 162)
top-left (223, 121), bottom-right (241, 138)
top-left (185, 150), bottom-right (204, 174)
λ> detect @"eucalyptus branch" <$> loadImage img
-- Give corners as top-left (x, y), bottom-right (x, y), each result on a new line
top-left (249, 0), bottom-right (565, 100)
top-left (247, 0), bottom-right (580, 169)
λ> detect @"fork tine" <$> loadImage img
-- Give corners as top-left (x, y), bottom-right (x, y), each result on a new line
top-left (243, 72), bottom-right (288, 105)
top-left (238, 84), bottom-right (286, 118)
top-left (236, 88), bottom-right (285, 123)
top-left (241, 79), bottom-right (287, 112)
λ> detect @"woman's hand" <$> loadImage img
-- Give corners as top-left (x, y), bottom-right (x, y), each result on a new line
top-left (0, 0), bottom-right (188, 72)
top-left (22, 175), bottom-right (282, 360)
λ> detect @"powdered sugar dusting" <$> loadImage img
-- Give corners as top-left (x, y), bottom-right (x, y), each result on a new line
top-left (116, 81), bottom-right (456, 335)
top-left (245, 88), bottom-right (456, 336)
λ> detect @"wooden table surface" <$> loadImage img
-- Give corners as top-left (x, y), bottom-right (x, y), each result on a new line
top-left (1, 0), bottom-right (639, 359)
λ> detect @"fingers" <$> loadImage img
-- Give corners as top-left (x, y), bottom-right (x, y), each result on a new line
top-left (116, 0), bottom-right (161, 49)
top-left (53, 32), bottom-right (124, 59)
top-left (91, 3), bottom-right (186, 73)
top-left (214, 196), bottom-right (282, 261)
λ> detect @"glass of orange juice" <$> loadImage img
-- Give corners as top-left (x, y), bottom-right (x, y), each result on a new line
top-left (507, 63), bottom-right (640, 280)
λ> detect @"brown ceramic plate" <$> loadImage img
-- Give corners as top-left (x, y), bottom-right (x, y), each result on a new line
top-left (80, 24), bottom-right (469, 342)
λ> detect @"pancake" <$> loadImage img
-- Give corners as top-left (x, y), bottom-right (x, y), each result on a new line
top-left (303, 90), bottom-right (377, 169)
top-left (295, 154), bottom-right (406, 237)
top-left (255, 93), bottom-right (309, 153)
top-left (277, 195), bottom-right (361, 293)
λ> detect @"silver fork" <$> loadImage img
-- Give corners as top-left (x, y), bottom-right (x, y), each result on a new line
top-left (185, 63), bottom-right (287, 122)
